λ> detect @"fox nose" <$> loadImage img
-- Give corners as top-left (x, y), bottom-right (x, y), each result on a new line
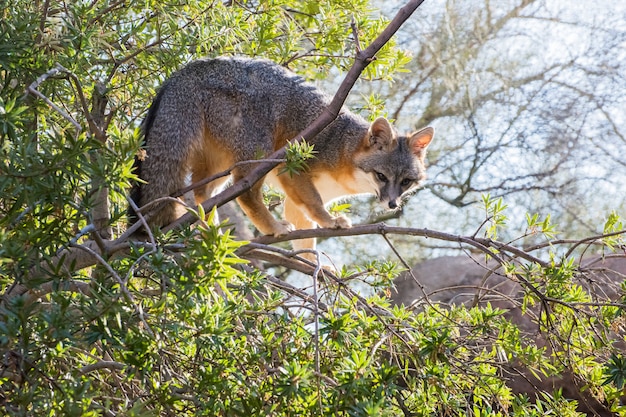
top-left (388, 200), bottom-right (398, 209)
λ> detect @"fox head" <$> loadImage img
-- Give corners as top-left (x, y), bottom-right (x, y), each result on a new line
top-left (355, 117), bottom-right (434, 210)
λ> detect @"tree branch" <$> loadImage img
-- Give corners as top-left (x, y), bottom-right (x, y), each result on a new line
top-left (239, 223), bottom-right (550, 267)
top-left (79, 360), bottom-right (125, 375)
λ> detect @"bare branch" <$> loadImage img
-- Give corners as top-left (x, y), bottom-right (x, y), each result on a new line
top-left (79, 361), bottom-right (125, 375)
top-left (22, 280), bottom-right (91, 307)
top-left (25, 64), bottom-right (82, 133)
top-left (240, 223), bottom-right (550, 267)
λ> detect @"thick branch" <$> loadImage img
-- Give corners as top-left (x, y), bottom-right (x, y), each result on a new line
top-left (238, 223), bottom-right (550, 267)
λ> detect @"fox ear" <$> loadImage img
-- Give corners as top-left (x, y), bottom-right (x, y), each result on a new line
top-left (407, 126), bottom-right (434, 159)
top-left (366, 117), bottom-right (395, 150)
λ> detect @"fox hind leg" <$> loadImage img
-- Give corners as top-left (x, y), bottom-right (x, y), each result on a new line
top-left (191, 172), bottom-right (231, 227)
top-left (137, 146), bottom-right (190, 228)
top-left (233, 169), bottom-right (293, 237)
top-left (187, 139), bottom-right (234, 226)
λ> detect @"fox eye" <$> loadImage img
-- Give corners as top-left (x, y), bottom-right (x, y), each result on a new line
top-left (375, 172), bottom-right (388, 183)
top-left (400, 178), bottom-right (412, 187)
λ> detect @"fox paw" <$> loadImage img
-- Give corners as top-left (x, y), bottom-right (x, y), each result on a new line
top-left (271, 220), bottom-right (295, 237)
top-left (330, 215), bottom-right (351, 229)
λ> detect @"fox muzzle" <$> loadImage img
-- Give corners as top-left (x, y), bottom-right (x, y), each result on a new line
top-left (380, 183), bottom-right (403, 210)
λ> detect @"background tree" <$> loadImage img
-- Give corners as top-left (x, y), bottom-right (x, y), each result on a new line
top-left (315, 0), bottom-right (626, 266)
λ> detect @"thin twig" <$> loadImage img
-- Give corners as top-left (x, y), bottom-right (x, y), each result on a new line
top-left (171, 158), bottom-right (286, 198)
top-left (350, 16), bottom-right (363, 53)
top-left (27, 83), bottom-right (82, 133)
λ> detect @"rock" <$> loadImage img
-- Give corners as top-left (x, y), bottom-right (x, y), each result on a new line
top-left (390, 255), bottom-right (626, 416)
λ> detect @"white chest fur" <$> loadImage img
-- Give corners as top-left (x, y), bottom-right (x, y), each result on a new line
top-left (265, 168), bottom-right (377, 206)
top-left (313, 170), bottom-right (377, 204)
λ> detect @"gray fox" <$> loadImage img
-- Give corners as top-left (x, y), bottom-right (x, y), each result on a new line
top-left (129, 57), bottom-right (434, 255)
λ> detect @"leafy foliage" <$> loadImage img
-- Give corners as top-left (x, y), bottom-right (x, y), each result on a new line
top-left (282, 140), bottom-right (317, 177)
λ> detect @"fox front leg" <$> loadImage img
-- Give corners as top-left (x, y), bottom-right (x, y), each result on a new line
top-left (279, 174), bottom-right (352, 230)
top-left (234, 174), bottom-right (294, 237)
